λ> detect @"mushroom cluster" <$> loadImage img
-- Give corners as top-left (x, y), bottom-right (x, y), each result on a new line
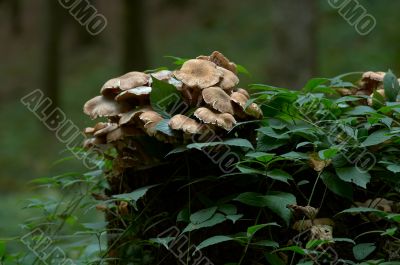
top-left (83, 51), bottom-right (262, 156)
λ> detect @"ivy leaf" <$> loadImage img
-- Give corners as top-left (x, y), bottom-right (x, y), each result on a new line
top-left (362, 129), bottom-right (392, 147)
top-left (384, 70), bottom-right (400, 102)
top-left (196, 235), bottom-right (233, 251)
top-left (321, 172), bottom-right (353, 200)
top-left (190, 207), bottom-right (218, 224)
top-left (266, 169), bottom-right (293, 183)
top-left (335, 167), bottom-right (371, 188)
top-left (353, 243), bottom-right (376, 260)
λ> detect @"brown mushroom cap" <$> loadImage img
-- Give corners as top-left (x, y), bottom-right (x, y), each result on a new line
top-left (139, 111), bottom-right (163, 136)
top-left (174, 59), bottom-right (223, 89)
top-left (83, 96), bottom-right (123, 119)
top-left (119, 107), bottom-right (152, 125)
top-left (106, 126), bottom-right (144, 143)
top-left (245, 103), bottom-right (263, 119)
top-left (202, 87), bottom-right (234, 114)
top-left (94, 123), bottom-right (119, 137)
top-left (83, 137), bottom-right (107, 149)
top-left (169, 114), bottom-right (206, 134)
top-left (230, 91), bottom-right (248, 108)
top-left (151, 70), bottom-right (173, 81)
top-left (235, 88), bottom-right (250, 99)
top-left (194, 107), bottom-right (236, 131)
top-left (210, 51), bottom-right (237, 74)
top-left (102, 71), bottom-right (150, 92)
top-left (362, 71), bottom-right (386, 82)
top-left (115, 86), bottom-right (152, 102)
top-left (217, 67), bottom-right (239, 90)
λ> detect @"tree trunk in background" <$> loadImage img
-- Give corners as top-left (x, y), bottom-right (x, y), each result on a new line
top-left (267, 0), bottom-right (318, 89)
top-left (122, 0), bottom-right (148, 72)
top-left (10, 0), bottom-right (22, 36)
top-left (43, 0), bottom-right (62, 111)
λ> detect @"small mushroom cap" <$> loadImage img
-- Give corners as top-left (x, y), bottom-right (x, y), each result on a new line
top-left (151, 70), bottom-right (173, 81)
top-left (101, 72), bottom-right (150, 93)
top-left (235, 88), bottom-right (250, 99)
top-left (169, 114), bottom-right (206, 134)
top-left (115, 86), bottom-right (152, 102)
top-left (84, 96), bottom-right (123, 119)
top-left (210, 51), bottom-right (237, 74)
top-left (245, 103), bottom-right (263, 119)
top-left (106, 126), bottom-right (144, 143)
top-left (119, 107), bottom-right (152, 125)
top-left (174, 59), bottom-right (223, 89)
top-left (202, 86), bottom-right (234, 114)
top-left (362, 71), bottom-right (386, 82)
top-left (94, 123), bottom-right (119, 137)
top-left (83, 137), bottom-right (107, 149)
top-left (84, 127), bottom-right (95, 135)
top-left (292, 218), bottom-right (334, 231)
top-left (194, 107), bottom-right (236, 131)
top-left (217, 67), bottom-right (239, 90)
top-left (139, 110), bottom-right (163, 136)
top-left (230, 91), bottom-right (248, 108)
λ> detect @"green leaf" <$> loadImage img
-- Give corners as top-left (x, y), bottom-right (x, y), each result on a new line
top-left (280, 151), bottom-right (308, 160)
top-left (362, 129), bottom-right (392, 147)
top-left (381, 227), bottom-right (397, 236)
top-left (0, 241), bottom-right (5, 257)
top-left (257, 127), bottom-right (289, 139)
top-left (155, 119), bottom-right (176, 136)
top-left (149, 237), bottom-right (175, 249)
top-left (303, 78), bottom-right (329, 92)
top-left (82, 221), bottom-right (108, 231)
top-left (387, 164), bottom-right (400, 173)
top-left (253, 240), bottom-right (279, 248)
top-left (384, 70), bottom-right (400, 102)
top-left (321, 172), bottom-right (353, 200)
top-left (150, 77), bottom-right (181, 117)
top-left (183, 213), bottom-right (226, 233)
top-left (264, 253), bottom-right (286, 265)
top-left (236, 64), bottom-right (251, 76)
top-left (226, 214), bottom-right (243, 223)
top-left (278, 245), bottom-right (307, 255)
top-left (196, 236), bottom-right (233, 251)
top-left (335, 167), bottom-right (371, 188)
top-left (190, 207), bottom-right (218, 224)
top-left (346, 106), bottom-right (376, 116)
top-left (164, 55), bottom-right (189, 66)
top-left (247, 223), bottom-right (279, 237)
top-left (236, 165), bottom-right (264, 175)
top-left (246, 152), bottom-right (275, 162)
top-left (318, 148), bottom-right (338, 160)
top-left (112, 184), bottom-right (159, 209)
top-left (177, 208), bottom-right (190, 222)
top-left (187, 138), bottom-right (254, 150)
top-left (339, 207), bottom-right (384, 215)
top-left (235, 192), bottom-right (296, 225)
top-left (218, 204), bottom-right (237, 215)
top-left (266, 169), bottom-right (293, 183)
top-left (353, 243), bottom-right (376, 260)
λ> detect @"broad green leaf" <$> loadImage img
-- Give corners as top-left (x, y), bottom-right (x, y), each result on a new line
top-left (381, 227), bottom-right (397, 236)
top-left (235, 192), bottom-right (296, 225)
top-left (280, 151), bottom-right (308, 160)
top-left (149, 237), bottom-right (175, 249)
top-left (150, 77), bottom-right (181, 117)
top-left (112, 184), bottom-right (159, 209)
top-left (218, 204), bottom-right (237, 215)
top-left (246, 152), bottom-right (275, 162)
top-left (253, 240), bottom-right (279, 248)
top-left (0, 241), bottom-right (5, 257)
top-left (278, 245), bottom-right (307, 255)
top-left (387, 164), bottom-right (400, 173)
top-left (339, 207), bottom-right (384, 215)
top-left (362, 129), bottom-right (392, 147)
top-left (187, 138), bottom-right (254, 150)
top-left (177, 208), bottom-right (190, 222)
top-left (155, 119), bottom-right (176, 136)
top-left (335, 167), bottom-right (371, 188)
top-left (333, 238), bottom-right (356, 244)
top-left (257, 127), bottom-right (289, 139)
top-left (353, 243), bottom-right (376, 260)
top-left (196, 235), bottom-right (233, 251)
top-left (247, 223), bottom-right (279, 237)
top-left (318, 148), bottom-right (338, 159)
top-left (345, 106), bottom-right (376, 116)
top-left (303, 78), bottom-right (329, 92)
top-left (266, 169), bottom-right (293, 183)
top-left (190, 207), bottom-right (218, 224)
top-left (384, 70), bottom-right (400, 102)
top-left (183, 213), bottom-right (226, 233)
top-left (237, 165), bottom-right (264, 175)
top-left (236, 64), bottom-right (251, 76)
top-left (306, 239), bottom-right (331, 249)
top-left (226, 214), bottom-right (243, 223)
top-left (321, 172), bottom-right (353, 200)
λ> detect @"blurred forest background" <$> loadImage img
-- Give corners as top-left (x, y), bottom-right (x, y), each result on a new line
top-left (1, 0), bottom-right (400, 253)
